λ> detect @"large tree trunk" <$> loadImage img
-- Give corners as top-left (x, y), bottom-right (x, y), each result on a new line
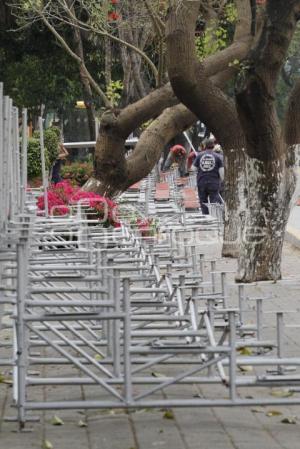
top-left (166, 0), bottom-right (300, 281)
top-left (234, 0), bottom-right (300, 281)
top-left (165, 0), bottom-right (254, 258)
top-left (237, 153), bottom-right (295, 281)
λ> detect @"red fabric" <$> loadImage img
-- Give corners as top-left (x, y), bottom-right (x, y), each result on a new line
top-left (170, 145), bottom-right (186, 157)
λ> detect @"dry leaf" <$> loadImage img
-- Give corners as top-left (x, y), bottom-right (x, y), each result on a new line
top-left (271, 389), bottom-right (294, 398)
top-left (0, 373), bottom-right (12, 385)
top-left (163, 409), bottom-right (174, 420)
top-left (78, 420), bottom-right (87, 427)
top-left (266, 410), bottom-right (283, 417)
top-left (151, 372), bottom-right (165, 378)
top-left (281, 416), bottom-right (297, 424)
top-left (43, 440), bottom-right (53, 449)
top-left (51, 415), bottom-right (64, 426)
top-left (238, 365), bottom-right (253, 372)
top-left (251, 407), bottom-right (265, 414)
top-left (238, 347), bottom-right (253, 356)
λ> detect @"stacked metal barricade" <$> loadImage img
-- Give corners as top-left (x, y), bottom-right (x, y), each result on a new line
top-left (0, 82), bottom-right (300, 431)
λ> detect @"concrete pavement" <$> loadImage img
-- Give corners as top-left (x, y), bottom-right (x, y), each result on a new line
top-left (1, 241), bottom-right (300, 449)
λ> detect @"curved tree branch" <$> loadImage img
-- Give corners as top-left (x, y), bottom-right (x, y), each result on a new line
top-left (166, 0), bottom-right (250, 148)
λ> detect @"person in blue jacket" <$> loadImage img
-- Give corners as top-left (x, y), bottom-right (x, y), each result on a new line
top-left (192, 137), bottom-right (224, 214)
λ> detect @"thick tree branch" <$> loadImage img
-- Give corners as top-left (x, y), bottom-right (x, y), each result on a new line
top-left (93, 61), bottom-right (246, 196)
top-left (166, 0), bottom-right (251, 148)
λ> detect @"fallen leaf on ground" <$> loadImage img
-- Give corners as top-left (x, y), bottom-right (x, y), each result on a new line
top-left (238, 347), bottom-right (253, 356)
top-left (266, 410), bottom-right (283, 417)
top-left (163, 409), bottom-right (175, 420)
top-left (51, 415), bottom-right (64, 426)
top-left (251, 407), bottom-right (265, 414)
top-left (43, 440), bottom-right (53, 449)
top-left (271, 389), bottom-right (294, 398)
top-left (238, 365), bottom-right (253, 372)
top-left (281, 416), bottom-right (297, 424)
top-left (151, 372), bottom-right (165, 378)
top-left (78, 420), bottom-right (87, 427)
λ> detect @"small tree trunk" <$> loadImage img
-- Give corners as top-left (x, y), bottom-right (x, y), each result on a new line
top-left (237, 153), bottom-right (295, 282)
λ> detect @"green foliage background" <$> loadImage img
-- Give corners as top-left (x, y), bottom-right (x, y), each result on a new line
top-left (27, 127), bottom-right (60, 179)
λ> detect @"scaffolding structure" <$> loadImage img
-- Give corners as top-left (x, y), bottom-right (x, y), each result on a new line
top-left (0, 83), bottom-right (300, 430)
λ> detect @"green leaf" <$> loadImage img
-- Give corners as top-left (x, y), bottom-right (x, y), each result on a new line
top-left (94, 354), bottom-right (104, 361)
top-left (51, 415), bottom-right (64, 426)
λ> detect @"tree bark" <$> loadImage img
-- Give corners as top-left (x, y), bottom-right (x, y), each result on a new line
top-left (237, 153), bottom-right (295, 281)
top-left (165, 0), bottom-right (253, 258)
top-left (234, 0), bottom-right (300, 281)
top-left (92, 32), bottom-right (253, 196)
top-left (165, 0), bottom-right (300, 281)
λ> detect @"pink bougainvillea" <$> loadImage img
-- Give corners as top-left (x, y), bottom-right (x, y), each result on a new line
top-left (37, 180), bottom-right (120, 226)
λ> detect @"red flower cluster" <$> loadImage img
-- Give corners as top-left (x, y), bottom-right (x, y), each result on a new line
top-left (37, 181), bottom-right (120, 227)
top-left (37, 190), bottom-right (70, 216)
top-left (108, 11), bottom-right (120, 21)
top-left (108, 0), bottom-right (120, 22)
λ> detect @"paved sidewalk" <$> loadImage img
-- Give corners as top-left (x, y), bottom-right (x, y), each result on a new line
top-left (1, 242), bottom-right (300, 449)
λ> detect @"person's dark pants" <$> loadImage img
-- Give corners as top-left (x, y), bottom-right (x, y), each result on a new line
top-left (197, 180), bottom-right (221, 215)
top-left (51, 159), bottom-right (63, 184)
